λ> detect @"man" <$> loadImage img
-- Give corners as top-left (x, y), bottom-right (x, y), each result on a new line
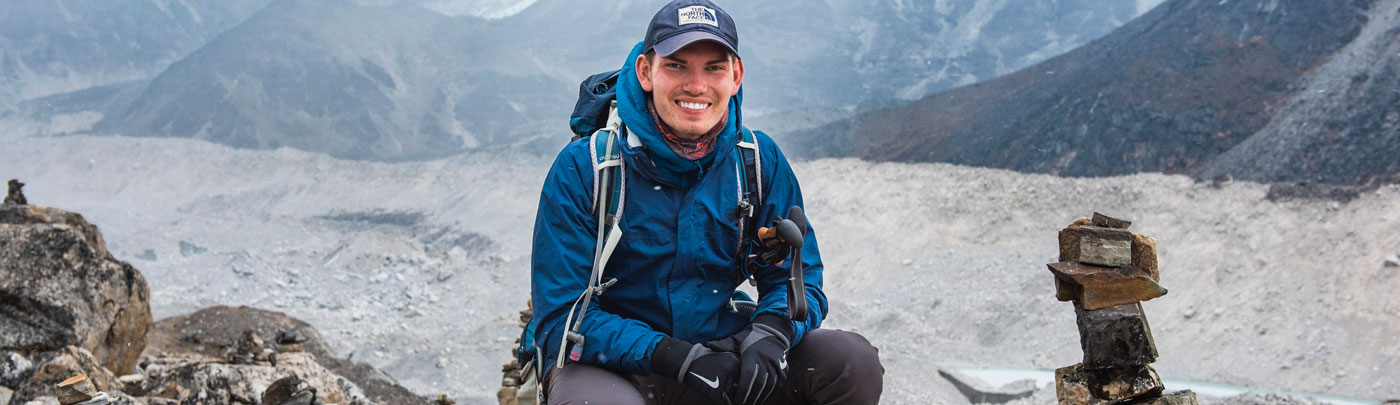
top-left (529, 1), bottom-right (883, 404)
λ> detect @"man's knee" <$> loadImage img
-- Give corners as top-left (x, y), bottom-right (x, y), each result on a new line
top-left (546, 363), bottom-right (647, 405)
top-left (799, 329), bottom-right (883, 373)
top-left (789, 329), bottom-right (884, 404)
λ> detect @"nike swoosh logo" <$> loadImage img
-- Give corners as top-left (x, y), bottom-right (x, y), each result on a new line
top-left (689, 371), bottom-right (721, 389)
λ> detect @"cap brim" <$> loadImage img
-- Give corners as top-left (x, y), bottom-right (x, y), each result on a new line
top-left (653, 31), bottom-right (737, 58)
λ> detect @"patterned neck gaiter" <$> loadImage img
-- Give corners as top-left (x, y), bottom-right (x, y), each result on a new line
top-left (647, 95), bottom-right (727, 161)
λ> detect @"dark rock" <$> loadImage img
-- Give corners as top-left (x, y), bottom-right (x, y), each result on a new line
top-left (1055, 276), bottom-right (1081, 302)
top-left (1048, 262), bottom-right (1167, 310)
top-left (1087, 364), bottom-right (1163, 401)
top-left (0, 205), bottom-right (152, 375)
top-left (1090, 213), bottom-right (1131, 229)
top-left (937, 369), bottom-right (1035, 404)
top-left (262, 375), bottom-right (304, 405)
top-left (1055, 364), bottom-right (1101, 405)
top-left (1075, 302), bottom-right (1158, 369)
top-left (1131, 390), bottom-right (1200, 404)
top-left (276, 329), bottom-right (309, 345)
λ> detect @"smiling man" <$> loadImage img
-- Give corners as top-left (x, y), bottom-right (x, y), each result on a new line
top-left (528, 1), bottom-right (883, 404)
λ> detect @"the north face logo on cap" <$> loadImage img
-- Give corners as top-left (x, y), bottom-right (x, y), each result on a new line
top-left (678, 6), bottom-right (719, 27)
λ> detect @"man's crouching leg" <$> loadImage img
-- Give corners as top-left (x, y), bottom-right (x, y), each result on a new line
top-left (773, 329), bottom-right (884, 405)
top-left (546, 363), bottom-right (647, 405)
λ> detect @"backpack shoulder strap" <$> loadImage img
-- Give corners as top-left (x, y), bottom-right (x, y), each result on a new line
top-left (733, 126), bottom-right (767, 286)
top-left (589, 105), bottom-right (626, 220)
top-left (559, 101), bottom-right (626, 368)
top-left (736, 126), bottom-right (763, 210)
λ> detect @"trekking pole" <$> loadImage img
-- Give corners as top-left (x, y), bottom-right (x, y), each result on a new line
top-left (775, 206), bottom-right (808, 322)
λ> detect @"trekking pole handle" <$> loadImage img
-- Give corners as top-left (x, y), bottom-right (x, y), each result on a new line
top-left (785, 206), bottom-right (808, 322)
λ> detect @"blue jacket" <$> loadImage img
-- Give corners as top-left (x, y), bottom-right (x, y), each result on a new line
top-left (529, 42), bottom-right (827, 374)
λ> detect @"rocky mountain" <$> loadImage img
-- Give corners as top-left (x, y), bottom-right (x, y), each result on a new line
top-left (797, 0), bottom-right (1395, 186)
top-left (1199, 0), bottom-right (1400, 186)
top-left (0, 0), bottom-right (273, 109)
top-left (98, 0), bottom-right (494, 162)
top-left (70, 0), bottom-right (1161, 160)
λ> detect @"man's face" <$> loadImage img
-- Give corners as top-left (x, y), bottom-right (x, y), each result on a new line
top-left (636, 41), bottom-right (744, 139)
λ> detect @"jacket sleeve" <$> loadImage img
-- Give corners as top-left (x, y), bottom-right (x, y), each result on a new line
top-left (529, 141), bottom-right (666, 374)
top-left (748, 132), bottom-right (828, 345)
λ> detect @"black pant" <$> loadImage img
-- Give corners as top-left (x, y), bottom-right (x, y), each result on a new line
top-left (547, 329), bottom-right (884, 405)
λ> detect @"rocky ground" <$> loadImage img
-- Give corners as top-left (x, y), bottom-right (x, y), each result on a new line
top-left (2, 133), bottom-right (1396, 404)
top-left (0, 202), bottom-right (413, 404)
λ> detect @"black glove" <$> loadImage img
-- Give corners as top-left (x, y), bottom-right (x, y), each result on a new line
top-left (704, 314), bottom-right (795, 405)
top-left (653, 336), bottom-right (741, 405)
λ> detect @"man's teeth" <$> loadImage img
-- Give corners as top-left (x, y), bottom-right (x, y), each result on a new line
top-left (678, 101), bottom-right (709, 110)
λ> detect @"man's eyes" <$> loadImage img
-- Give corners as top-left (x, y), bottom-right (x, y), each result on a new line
top-left (664, 63), bottom-right (728, 71)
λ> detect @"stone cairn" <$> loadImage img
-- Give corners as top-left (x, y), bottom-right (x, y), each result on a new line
top-left (498, 300), bottom-right (536, 405)
top-left (1048, 213), bottom-right (1199, 405)
top-left (4, 178), bottom-right (26, 205)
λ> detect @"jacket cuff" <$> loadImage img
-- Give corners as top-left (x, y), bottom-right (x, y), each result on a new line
top-left (650, 336), bottom-right (692, 379)
top-left (753, 313), bottom-right (796, 344)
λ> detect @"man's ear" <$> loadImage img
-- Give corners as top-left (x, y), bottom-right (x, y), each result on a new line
top-left (730, 57), bottom-right (744, 96)
top-left (636, 54), bottom-right (653, 92)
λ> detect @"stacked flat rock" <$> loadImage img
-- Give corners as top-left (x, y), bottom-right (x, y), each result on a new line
top-left (1048, 213), bottom-right (1199, 405)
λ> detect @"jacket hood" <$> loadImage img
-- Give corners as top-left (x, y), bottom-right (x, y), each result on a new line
top-left (616, 41), bottom-right (744, 189)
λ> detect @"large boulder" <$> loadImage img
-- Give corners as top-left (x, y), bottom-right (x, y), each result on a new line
top-left (0, 204), bottom-right (152, 375)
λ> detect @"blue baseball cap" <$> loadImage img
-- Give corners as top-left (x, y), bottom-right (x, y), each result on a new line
top-left (643, 0), bottom-right (739, 58)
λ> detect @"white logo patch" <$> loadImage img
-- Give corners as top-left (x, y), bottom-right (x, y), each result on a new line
top-left (678, 6), bottom-right (719, 28)
top-left (689, 372), bottom-right (721, 389)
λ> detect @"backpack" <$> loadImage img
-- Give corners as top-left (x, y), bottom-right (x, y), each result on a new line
top-left (514, 69), bottom-right (766, 402)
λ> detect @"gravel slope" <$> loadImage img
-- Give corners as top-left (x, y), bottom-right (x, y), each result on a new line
top-left (2, 134), bottom-right (1395, 403)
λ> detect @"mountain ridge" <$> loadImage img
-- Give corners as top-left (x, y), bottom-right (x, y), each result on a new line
top-left (0, 0), bottom-right (273, 109)
top-left (24, 0), bottom-right (1161, 161)
top-left (795, 0), bottom-right (1393, 186)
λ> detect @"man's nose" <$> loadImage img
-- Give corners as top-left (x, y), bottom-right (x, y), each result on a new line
top-left (682, 70), bottom-right (706, 94)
